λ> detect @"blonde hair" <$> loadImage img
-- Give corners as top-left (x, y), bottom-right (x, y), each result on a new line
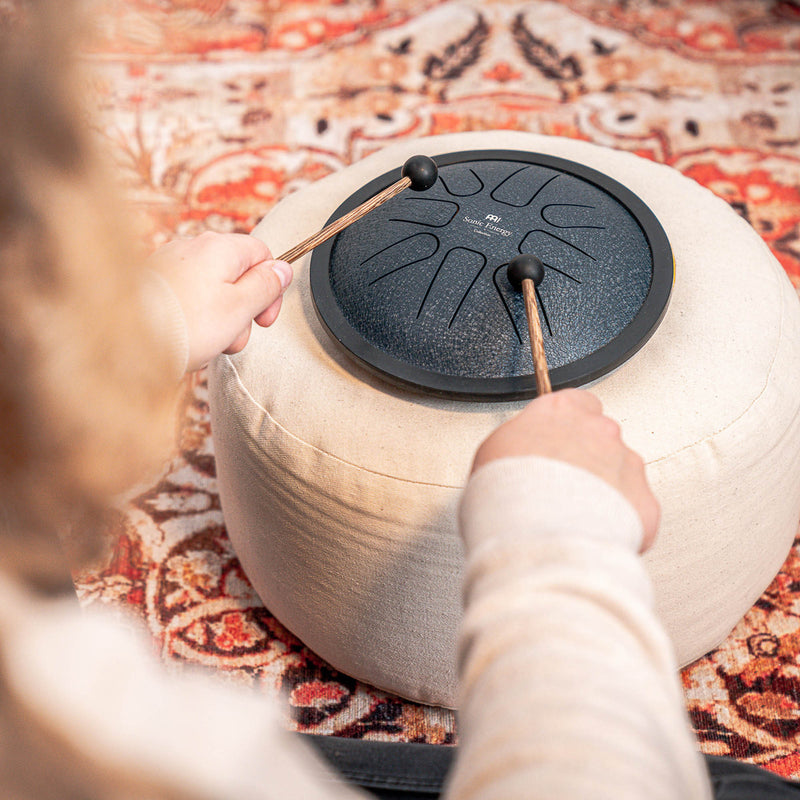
top-left (0, 0), bottom-right (176, 588)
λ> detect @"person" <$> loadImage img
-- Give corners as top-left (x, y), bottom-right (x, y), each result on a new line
top-left (1, 2), bottom-right (798, 799)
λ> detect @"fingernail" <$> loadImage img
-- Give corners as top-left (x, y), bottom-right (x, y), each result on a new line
top-left (272, 260), bottom-right (292, 290)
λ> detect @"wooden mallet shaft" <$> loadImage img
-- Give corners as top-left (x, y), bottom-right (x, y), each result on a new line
top-left (507, 255), bottom-right (551, 396)
top-left (278, 177), bottom-right (410, 263)
top-left (277, 155), bottom-right (438, 264)
top-left (521, 279), bottom-right (552, 395)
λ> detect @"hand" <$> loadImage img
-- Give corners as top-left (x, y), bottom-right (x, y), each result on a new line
top-left (472, 389), bottom-right (660, 551)
top-left (147, 231), bottom-right (292, 372)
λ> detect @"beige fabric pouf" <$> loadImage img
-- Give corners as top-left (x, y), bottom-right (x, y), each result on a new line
top-left (209, 131), bottom-right (800, 708)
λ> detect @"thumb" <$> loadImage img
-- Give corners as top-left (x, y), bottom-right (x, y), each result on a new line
top-left (232, 259), bottom-right (293, 320)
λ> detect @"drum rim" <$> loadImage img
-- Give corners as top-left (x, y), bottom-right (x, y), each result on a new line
top-left (310, 148), bottom-right (673, 401)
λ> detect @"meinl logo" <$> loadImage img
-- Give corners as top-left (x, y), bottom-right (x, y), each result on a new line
top-left (485, 214), bottom-right (501, 222)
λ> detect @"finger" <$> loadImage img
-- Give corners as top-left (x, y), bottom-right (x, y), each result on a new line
top-left (594, 414), bottom-right (621, 441)
top-left (560, 388), bottom-right (603, 414)
top-left (233, 259), bottom-right (292, 320)
top-left (254, 295), bottom-right (283, 327)
top-left (618, 451), bottom-right (660, 552)
top-left (636, 491), bottom-right (661, 553)
top-left (197, 231), bottom-right (275, 281)
top-left (532, 388), bottom-right (601, 418)
top-left (223, 325), bottom-right (252, 355)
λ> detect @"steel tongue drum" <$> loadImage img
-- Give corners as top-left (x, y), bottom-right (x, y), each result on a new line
top-left (309, 149), bottom-right (673, 400)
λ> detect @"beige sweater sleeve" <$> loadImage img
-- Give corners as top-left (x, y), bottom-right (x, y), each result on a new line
top-left (0, 455), bottom-right (712, 799)
top-left (447, 456), bottom-right (713, 800)
top-left (0, 573), bottom-right (365, 800)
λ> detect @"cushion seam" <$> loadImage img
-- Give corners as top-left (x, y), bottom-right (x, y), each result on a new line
top-left (219, 355), bottom-right (463, 490)
top-left (220, 276), bottom-right (797, 476)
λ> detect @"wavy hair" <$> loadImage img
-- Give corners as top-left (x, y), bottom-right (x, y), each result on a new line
top-left (0, 0), bottom-right (176, 589)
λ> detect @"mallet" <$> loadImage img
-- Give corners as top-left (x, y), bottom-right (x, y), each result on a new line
top-left (277, 155), bottom-right (438, 264)
top-left (507, 254), bottom-right (551, 395)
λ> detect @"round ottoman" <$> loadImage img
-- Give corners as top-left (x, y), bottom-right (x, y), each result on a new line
top-left (208, 131), bottom-right (800, 708)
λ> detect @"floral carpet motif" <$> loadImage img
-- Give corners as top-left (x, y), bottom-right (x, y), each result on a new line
top-left (77, 0), bottom-right (800, 777)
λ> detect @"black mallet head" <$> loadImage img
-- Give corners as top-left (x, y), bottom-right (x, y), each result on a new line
top-left (507, 254), bottom-right (546, 289)
top-left (401, 155), bottom-right (438, 191)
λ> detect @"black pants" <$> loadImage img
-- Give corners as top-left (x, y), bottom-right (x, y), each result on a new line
top-left (302, 734), bottom-right (800, 799)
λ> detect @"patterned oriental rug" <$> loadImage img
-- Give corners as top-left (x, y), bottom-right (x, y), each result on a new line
top-left (75, 0), bottom-right (800, 778)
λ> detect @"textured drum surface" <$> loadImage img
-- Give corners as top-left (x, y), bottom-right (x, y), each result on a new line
top-left (311, 150), bottom-right (672, 399)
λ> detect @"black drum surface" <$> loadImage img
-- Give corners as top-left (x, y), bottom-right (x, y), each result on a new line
top-left (310, 149), bottom-right (672, 400)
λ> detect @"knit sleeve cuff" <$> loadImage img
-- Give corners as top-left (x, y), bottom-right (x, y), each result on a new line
top-left (458, 456), bottom-right (644, 554)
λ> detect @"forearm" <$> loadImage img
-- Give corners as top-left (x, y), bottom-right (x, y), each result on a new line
top-left (446, 456), bottom-right (711, 800)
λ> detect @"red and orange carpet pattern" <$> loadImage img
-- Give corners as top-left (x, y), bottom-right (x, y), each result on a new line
top-left (76, 0), bottom-right (800, 775)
